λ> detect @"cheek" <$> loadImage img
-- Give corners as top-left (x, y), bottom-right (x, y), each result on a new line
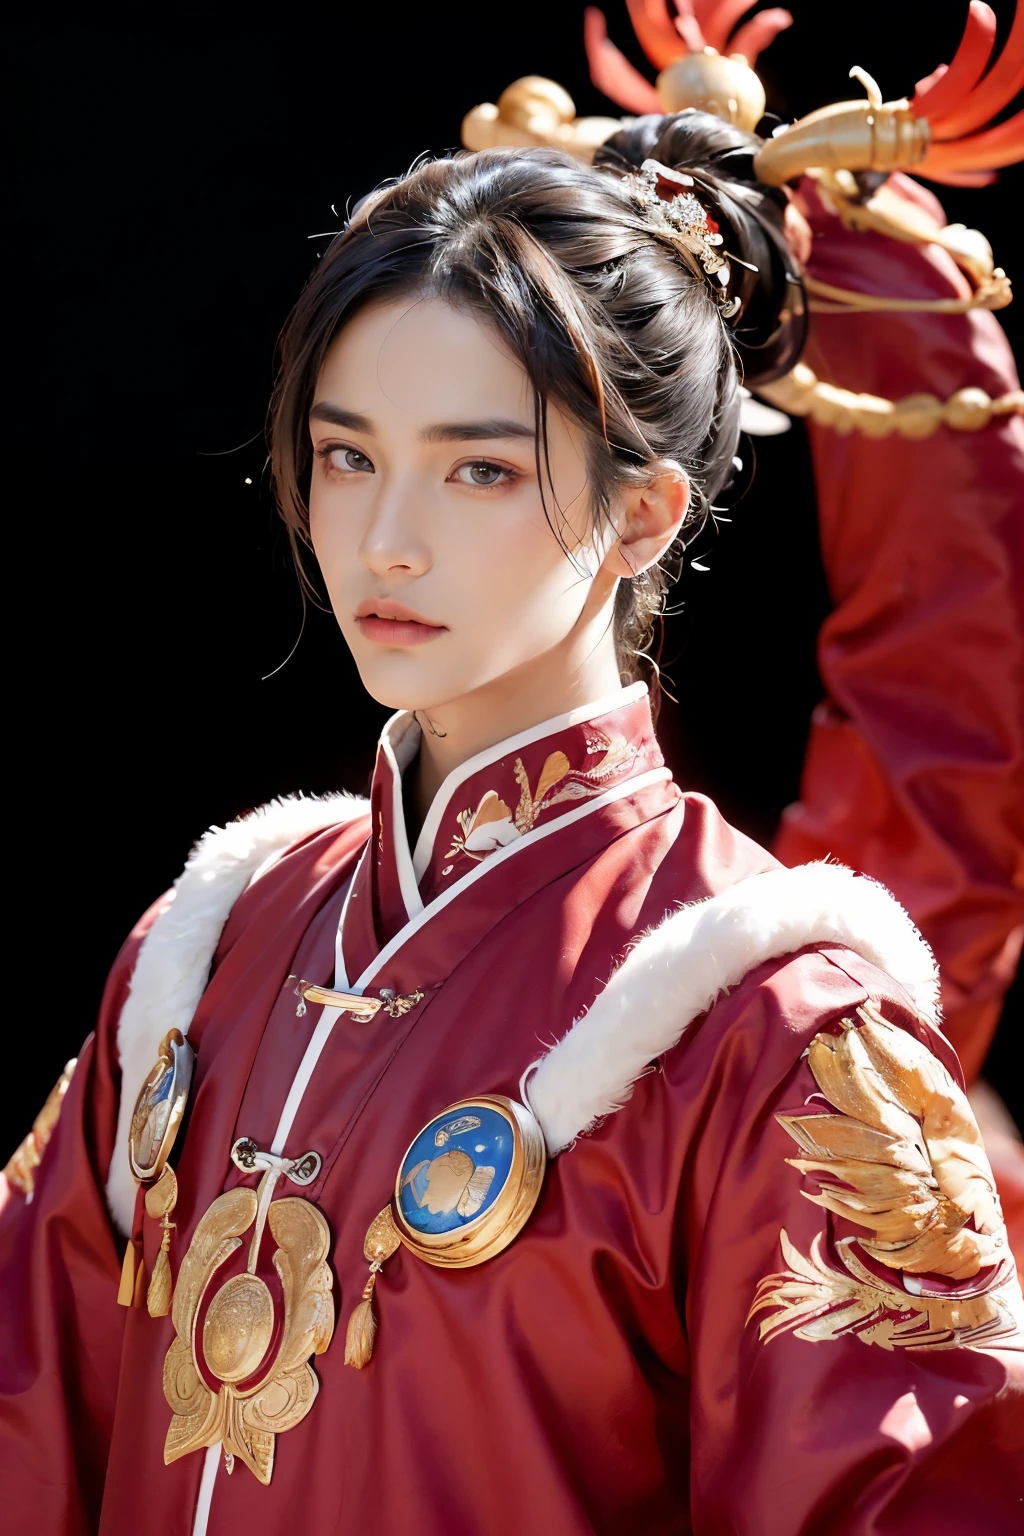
top-left (443, 494), bottom-right (594, 657)
top-left (308, 481), bottom-right (362, 575)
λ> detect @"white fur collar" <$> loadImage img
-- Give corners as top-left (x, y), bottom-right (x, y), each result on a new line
top-left (105, 799), bottom-right (937, 1232)
top-left (106, 794), bottom-right (368, 1233)
top-left (524, 860), bottom-right (938, 1155)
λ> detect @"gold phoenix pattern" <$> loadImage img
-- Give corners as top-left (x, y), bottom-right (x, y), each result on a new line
top-left (4, 1060), bottom-right (76, 1198)
top-left (163, 1187), bottom-right (334, 1483)
top-left (749, 1003), bottom-right (1022, 1352)
top-left (446, 731), bottom-right (638, 866)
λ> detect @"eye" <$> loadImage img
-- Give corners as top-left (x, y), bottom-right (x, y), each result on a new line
top-left (450, 461), bottom-right (515, 488)
top-left (317, 444), bottom-right (375, 475)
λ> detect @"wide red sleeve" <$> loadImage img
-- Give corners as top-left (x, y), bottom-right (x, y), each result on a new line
top-left (772, 175), bottom-right (1024, 1085)
top-left (0, 910), bottom-right (156, 1536)
top-left (679, 947), bottom-right (1024, 1535)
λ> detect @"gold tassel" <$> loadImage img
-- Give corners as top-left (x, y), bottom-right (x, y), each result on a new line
top-left (147, 1246), bottom-right (173, 1317)
top-left (144, 1167), bottom-right (178, 1318)
top-left (117, 1240), bottom-right (137, 1306)
top-left (344, 1206), bottom-right (400, 1370)
top-left (344, 1280), bottom-right (379, 1368)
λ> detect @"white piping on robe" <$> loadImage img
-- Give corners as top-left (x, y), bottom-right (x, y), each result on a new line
top-left (191, 1445), bottom-right (220, 1536)
top-left (268, 766), bottom-right (673, 1156)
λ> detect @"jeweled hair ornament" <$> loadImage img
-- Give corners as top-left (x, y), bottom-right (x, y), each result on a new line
top-left (623, 158), bottom-right (743, 319)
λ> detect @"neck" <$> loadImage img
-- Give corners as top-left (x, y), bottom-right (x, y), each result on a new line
top-left (408, 620), bottom-right (625, 836)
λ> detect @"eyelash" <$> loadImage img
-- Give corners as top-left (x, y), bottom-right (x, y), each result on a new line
top-left (314, 443), bottom-right (521, 491)
top-left (448, 459), bottom-right (520, 491)
top-left (315, 443), bottom-right (373, 477)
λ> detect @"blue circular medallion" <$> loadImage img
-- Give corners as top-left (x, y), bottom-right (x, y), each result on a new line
top-left (397, 1103), bottom-right (516, 1235)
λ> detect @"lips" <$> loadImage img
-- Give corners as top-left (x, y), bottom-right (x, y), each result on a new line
top-left (354, 598), bottom-right (447, 648)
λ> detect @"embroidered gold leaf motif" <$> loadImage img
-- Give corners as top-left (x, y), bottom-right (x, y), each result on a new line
top-left (470, 790), bottom-right (513, 829)
top-left (3, 1060), bottom-right (76, 1198)
top-left (750, 1002), bottom-right (1022, 1352)
top-left (534, 750), bottom-right (570, 803)
top-left (449, 792), bottom-right (518, 861)
top-left (748, 1230), bottom-right (1021, 1352)
top-left (447, 731), bottom-right (640, 867)
top-left (785, 1003), bottom-right (1005, 1279)
top-left (513, 758), bottom-right (534, 832)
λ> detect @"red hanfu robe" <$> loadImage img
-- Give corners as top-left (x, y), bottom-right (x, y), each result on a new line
top-left (2, 685), bottom-right (1022, 1536)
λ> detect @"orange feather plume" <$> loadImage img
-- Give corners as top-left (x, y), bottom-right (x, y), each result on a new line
top-left (584, 0), bottom-right (792, 113)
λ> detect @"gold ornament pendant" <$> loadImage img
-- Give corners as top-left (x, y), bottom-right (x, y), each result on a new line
top-left (345, 1095), bottom-right (546, 1368)
top-left (118, 1030), bottom-right (194, 1310)
top-left (162, 1181), bottom-right (334, 1484)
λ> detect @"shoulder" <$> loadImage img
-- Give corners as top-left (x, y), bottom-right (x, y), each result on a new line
top-left (105, 793), bottom-right (368, 1232)
top-left (117, 792), bottom-right (369, 1054)
top-left (526, 860), bottom-right (941, 1155)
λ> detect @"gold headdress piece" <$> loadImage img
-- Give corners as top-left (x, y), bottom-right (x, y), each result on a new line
top-left (462, 0), bottom-right (1023, 439)
top-left (623, 158), bottom-right (741, 317)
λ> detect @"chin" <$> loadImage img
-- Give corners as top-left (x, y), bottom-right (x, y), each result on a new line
top-left (352, 655), bottom-right (473, 715)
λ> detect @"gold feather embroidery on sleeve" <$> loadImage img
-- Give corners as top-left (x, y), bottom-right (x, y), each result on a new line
top-left (3, 1060), bottom-right (77, 1199)
top-left (748, 1003), bottom-right (1023, 1351)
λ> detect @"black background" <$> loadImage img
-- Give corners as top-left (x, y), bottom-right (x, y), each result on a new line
top-left (7, 2), bottom-right (1021, 1157)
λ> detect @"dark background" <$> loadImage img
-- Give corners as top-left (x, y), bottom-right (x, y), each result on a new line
top-left (7, 2), bottom-right (1021, 1157)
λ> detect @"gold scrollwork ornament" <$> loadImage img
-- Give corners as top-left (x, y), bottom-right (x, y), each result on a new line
top-left (162, 1186), bottom-right (334, 1484)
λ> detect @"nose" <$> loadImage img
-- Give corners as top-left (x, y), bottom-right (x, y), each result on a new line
top-left (358, 477), bottom-right (432, 579)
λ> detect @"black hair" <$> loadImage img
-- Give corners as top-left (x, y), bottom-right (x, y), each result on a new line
top-left (270, 111), bottom-right (805, 677)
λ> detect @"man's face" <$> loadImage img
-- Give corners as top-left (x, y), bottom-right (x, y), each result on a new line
top-left (308, 295), bottom-right (611, 714)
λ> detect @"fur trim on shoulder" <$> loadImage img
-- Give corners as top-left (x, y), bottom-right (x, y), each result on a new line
top-left (106, 793), bottom-right (367, 1233)
top-left (524, 861), bottom-right (939, 1156)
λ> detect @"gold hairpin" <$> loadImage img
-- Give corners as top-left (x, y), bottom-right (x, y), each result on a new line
top-left (624, 159), bottom-right (741, 319)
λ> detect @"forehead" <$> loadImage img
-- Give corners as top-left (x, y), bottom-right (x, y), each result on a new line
top-left (317, 294), bottom-right (532, 424)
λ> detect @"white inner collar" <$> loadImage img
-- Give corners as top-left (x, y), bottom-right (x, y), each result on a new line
top-left (376, 681), bottom-right (648, 885)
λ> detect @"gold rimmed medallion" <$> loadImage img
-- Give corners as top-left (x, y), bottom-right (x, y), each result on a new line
top-left (345, 1096), bottom-right (547, 1367)
top-left (118, 1029), bottom-right (194, 1312)
top-left (393, 1095), bottom-right (546, 1267)
top-left (128, 1028), bottom-right (194, 1183)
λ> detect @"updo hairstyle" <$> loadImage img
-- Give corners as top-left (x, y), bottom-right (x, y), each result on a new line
top-left (270, 111), bottom-right (805, 678)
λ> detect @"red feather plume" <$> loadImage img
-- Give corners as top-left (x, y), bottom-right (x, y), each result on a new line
top-left (913, 1), bottom-right (1024, 186)
top-left (585, 0), bottom-right (793, 113)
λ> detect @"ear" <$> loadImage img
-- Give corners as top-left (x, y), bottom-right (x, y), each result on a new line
top-left (600, 462), bottom-right (690, 580)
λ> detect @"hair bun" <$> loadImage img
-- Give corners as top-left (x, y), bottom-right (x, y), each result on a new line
top-left (595, 111), bottom-right (805, 385)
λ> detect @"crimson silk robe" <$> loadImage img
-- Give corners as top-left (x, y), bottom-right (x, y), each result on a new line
top-left (775, 173), bottom-right (1024, 1083)
top-left (2, 688), bottom-right (1022, 1535)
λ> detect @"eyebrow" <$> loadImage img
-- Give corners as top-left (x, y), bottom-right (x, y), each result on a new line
top-left (420, 418), bottom-right (535, 443)
top-left (309, 402), bottom-right (535, 443)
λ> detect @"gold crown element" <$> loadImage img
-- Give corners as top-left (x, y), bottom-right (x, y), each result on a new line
top-left (466, 2), bottom-right (1023, 188)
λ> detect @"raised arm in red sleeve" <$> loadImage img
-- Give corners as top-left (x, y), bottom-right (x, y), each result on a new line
top-left (773, 174), bottom-right (1024, 1085)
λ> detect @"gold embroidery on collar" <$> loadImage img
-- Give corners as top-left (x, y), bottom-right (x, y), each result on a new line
top-left (445, 730), bottom-right (639, 867)
top-left (748, 1002), bottom-right (1022, 1351)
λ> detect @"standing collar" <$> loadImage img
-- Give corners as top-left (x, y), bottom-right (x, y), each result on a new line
top-left (340, 682), bottom-right (666, 981)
